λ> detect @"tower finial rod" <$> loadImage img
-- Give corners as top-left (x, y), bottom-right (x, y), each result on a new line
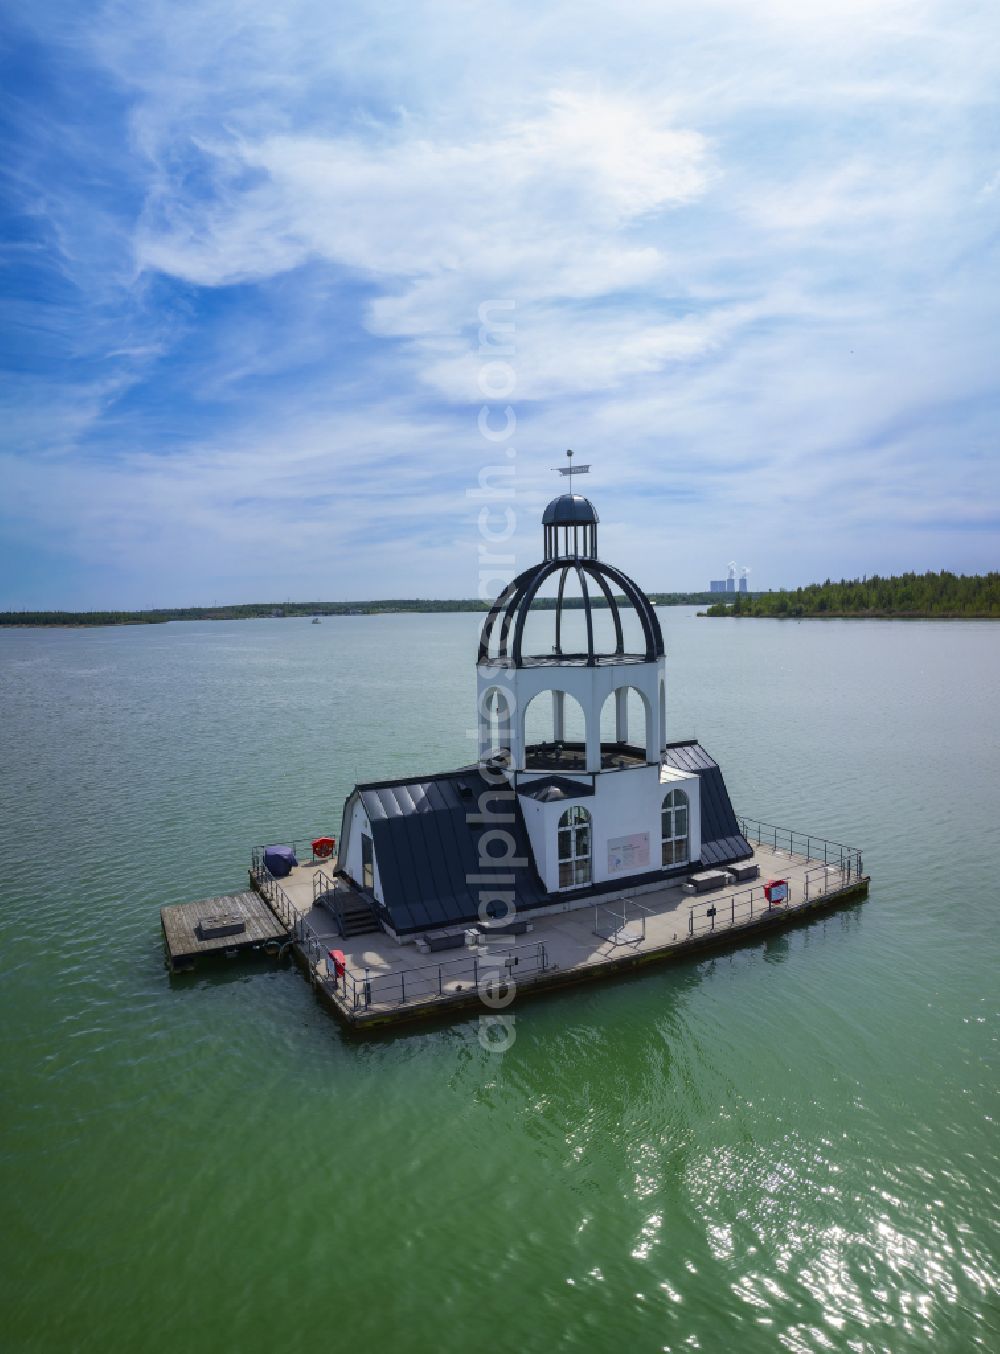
top-left (554, 448), bottom-right (590, 492)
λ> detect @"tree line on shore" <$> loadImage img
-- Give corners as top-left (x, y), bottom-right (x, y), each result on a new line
top-left (0, 592), bottom-right (720, 627)
top-left (703, 571), bottom-right (999, 619)
top-left (7, 574), bottom-right (996, 626)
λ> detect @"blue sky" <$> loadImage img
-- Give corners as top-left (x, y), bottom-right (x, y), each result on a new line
top-left (1, 0), bottom-right (998, 608)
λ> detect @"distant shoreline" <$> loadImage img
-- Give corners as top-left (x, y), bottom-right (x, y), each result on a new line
top-left (699, 571), bottom-right (998, 621)
top-left (699, 610), bottom-right (999, 620)
top-left (7, 572), bottom-right (997, 626)
top-left (0, 592), bottom-right (722, 628)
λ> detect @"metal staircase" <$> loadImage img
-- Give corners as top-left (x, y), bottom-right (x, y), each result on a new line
top-left (314, 871), bottom-right (381, 939)
top-left (333, 892), bottom-right (381, 938)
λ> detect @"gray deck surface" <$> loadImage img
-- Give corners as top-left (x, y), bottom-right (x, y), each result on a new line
top-left (267, 842), bottom-right (865, 1026)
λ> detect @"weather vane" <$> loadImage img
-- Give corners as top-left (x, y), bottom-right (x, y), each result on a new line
top-left (555, 448), bottom-right (590, 491)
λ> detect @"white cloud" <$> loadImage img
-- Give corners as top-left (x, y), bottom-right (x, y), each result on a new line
top-left (136, 90), bottom-right (711, 291)
top-left (2, 0), bottom-right (998, 604)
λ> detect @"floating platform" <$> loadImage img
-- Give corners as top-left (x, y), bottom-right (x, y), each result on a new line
top-left (160, 890), bottom-right (290, 972)
top-left (245, 821), bottom-right (869, 1033)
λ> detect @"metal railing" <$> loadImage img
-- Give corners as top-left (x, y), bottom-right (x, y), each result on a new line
top-left (319, 941), bottom-right (550, 1012)
top-left (686, 858), bottom-right (857, 939)
top-left (593, 898), bottom-right (653, 945)
top-left (312, 866), bottom-right (336, 901)
top-left (295, 909), bottom-right (336, 983)
top-left (249, 855), bottom-right (301, 932)
top-left (308, 866), bottom-right (343, 932)
top-left (736, 815), bottom-right (863, 880)
top-left (249, 853), bottom-right (551, 1012)
top-left (252, 835), bottom-right (339, 867)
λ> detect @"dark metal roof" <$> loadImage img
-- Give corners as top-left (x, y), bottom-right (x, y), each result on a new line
top-left (346, 768), bottom-right (546, 934)
top-left (340, 743), bottom-right (750, 933)
top-left (542, 493), bottom-right (599, 526)
top-left (662, 741), bottom-right (752, 867)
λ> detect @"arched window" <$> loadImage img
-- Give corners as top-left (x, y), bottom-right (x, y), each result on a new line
top-left (661, 789), bottom-right (689, 867)
top-left (558, 805), bottom-right (592, 888)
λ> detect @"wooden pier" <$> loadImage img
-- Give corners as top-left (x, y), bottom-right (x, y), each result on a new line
top-left (160, 890), bottom-right (290, 972)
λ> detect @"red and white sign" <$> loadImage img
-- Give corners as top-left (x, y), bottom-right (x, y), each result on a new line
top-left (765, 878), bottom-right (789, 905)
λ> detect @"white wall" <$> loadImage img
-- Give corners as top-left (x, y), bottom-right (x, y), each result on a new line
top-left (517, 764), bottom-right (701, 894)
top-left (343, 796), bottom-right (383, 905)
top-left (518, 793), bottom-right (550, 885)
top-left (478, 656), bottom-right (666, 769)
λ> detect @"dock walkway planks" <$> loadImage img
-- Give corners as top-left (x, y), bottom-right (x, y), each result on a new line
top-left (161, 890), bottom-right (289, 971)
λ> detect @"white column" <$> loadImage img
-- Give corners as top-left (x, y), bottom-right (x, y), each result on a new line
top-left (645, 697), bottom-right (659, 763)
top-left (552, 690), bottom-right (565, 742)
top-left (498, 691), bottom-right (512, 755)
top-left (478, 691), bottom-right (492, 762)
top-left (585, 706), bottom-right (602, 772)
top-left (615, 687), bottom-right (628, 742)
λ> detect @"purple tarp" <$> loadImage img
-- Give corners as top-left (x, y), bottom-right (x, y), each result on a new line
top-left (263, 845), bottom-right (297, 878)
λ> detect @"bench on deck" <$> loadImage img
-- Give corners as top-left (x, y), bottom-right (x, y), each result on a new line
top-left (476, 919), bottom-right (531, 937)
top-left (727, 861), bottom-right (760, 884)
top-left (688, 869), bottom-right (730, 893)
top-left (421, 930), bottom-right (466, 953)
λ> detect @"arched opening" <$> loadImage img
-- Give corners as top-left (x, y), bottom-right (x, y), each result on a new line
top-left (480, 686), bottom-right (513, 761)
top-left (523, 689), bottom-right (587, 771)
top-left (558, 805), bottom-right (592, 888)
top-left (661, 789), bottom-right (689, 867)
top-left (598, 685), bottom-right (651, 767)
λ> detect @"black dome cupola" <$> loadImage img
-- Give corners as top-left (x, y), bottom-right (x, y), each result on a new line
top-left (478, 486), bottom-right (664, 670)
top-left (542, 493), bottom-right (599, 561)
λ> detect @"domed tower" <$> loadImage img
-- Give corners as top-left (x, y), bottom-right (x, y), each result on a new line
top-left (477, 491), bottom-right (666, 772)
top-left (476, 483), bottom-right (700, 894)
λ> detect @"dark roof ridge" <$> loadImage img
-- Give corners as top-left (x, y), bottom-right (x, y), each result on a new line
top-left (351, 764), bottom-right (493, 794)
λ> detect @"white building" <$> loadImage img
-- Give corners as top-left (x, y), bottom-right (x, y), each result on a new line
top-left (337, 490), bottom-right (750, 938)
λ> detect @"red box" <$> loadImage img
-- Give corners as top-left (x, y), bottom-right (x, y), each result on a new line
top-left (764, 879), bottom-right (789, 905)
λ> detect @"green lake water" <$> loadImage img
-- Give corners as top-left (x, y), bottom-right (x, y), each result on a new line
top-left (1, 609), bottom-right (997, 1353)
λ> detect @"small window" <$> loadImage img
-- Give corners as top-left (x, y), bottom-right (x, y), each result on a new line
top-left (661, 789), bottom-right (689, 867)
top-left (361, 833), bottom-right (374, 891)
top-left (558, 805), bottom-right (592, 888)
